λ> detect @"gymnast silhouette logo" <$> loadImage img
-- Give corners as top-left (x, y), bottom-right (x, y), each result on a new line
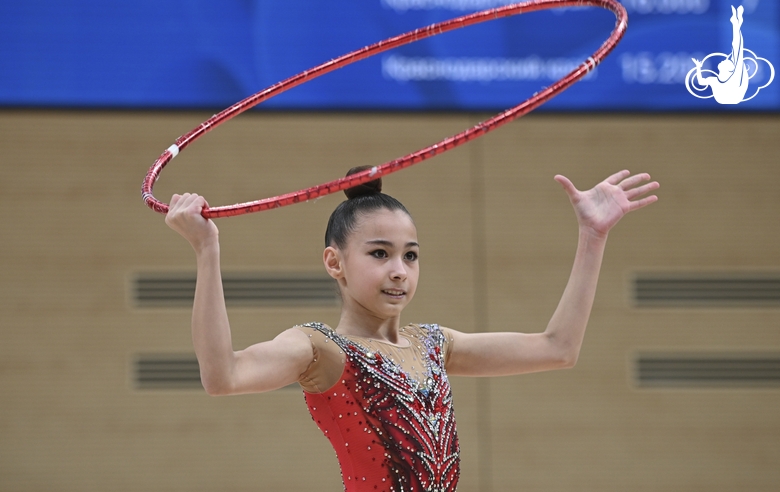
top-left (685, 5), bottom-right (774, 104)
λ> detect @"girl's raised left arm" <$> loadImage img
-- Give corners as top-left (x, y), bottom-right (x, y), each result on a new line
top-left (446, 170), bottom-right (658, 377)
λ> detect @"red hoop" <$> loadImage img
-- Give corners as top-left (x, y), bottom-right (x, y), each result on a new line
top-left (142, 0), bottom-right (628, 218)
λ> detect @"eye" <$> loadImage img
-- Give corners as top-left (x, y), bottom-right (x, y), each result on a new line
top-left (370, 249), bottom-right (388, 259)
top-left (404, 251), bottom-right (418, 261)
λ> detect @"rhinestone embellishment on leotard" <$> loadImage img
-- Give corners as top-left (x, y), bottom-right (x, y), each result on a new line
top-left (301, 322), bottom-right (460, 492)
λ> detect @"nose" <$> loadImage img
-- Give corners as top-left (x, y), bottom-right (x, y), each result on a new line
top-left (389, 257), bottom-right (407, 281)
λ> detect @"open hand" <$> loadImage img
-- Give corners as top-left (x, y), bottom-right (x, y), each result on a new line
top-left (554, 170), bottom-right (659, 238)
top-left (165, 193), bottom-right (219, 252)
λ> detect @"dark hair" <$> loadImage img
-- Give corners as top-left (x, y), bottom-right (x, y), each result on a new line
top-left (325, 166), bottom-right (412, 249)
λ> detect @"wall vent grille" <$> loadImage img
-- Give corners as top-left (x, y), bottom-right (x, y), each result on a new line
top-left (133, 354), bottom-right (300, 391)
top-left (134, 272), bottom-right (337, 307)
top-left (636, 354), bottom-right (780, 387)
top-left (634, 273), bottom-right (780, 307)
top-left (134, 354), bottom-right (202, 390)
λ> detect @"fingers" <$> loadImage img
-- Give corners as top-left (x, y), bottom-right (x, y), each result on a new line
top-left (166, 193), bottom-right (209, 223)
top-left (170, 193), bottom-right (204, 210)
top-left (628, 194), bottom-right (659, 212)
top-left (605, 169), bottom-right (631, 185)
top-left (164, 193), bottom-right (219, 247)
top-left (625, 180), bottom-right (660, 199)
top-left (619, 173), bottom-right (660, 206)
top-left (559, 171), bottom-right (657, 191)
top-left (618, 172), bottom-right (652, 190)
top-left (553, 174), bottom-right (578, 198)
top-left (557, 171), bottom-right (659, 207)
top-left (170, 193), bottom-right (182, 208)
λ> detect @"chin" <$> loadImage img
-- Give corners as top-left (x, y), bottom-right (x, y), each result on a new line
top-left (378, 304), bottom-right (408, 318)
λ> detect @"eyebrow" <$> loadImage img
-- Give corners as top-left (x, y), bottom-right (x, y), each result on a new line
top-left (365, 239), bottom-right (420, 248)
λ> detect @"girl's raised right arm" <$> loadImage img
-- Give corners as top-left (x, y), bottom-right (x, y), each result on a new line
top-left (165, 194), bottom-right (313, 396)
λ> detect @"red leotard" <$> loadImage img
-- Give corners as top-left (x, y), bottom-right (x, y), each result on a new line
top-left (297, 322), bottom-right (460, 492)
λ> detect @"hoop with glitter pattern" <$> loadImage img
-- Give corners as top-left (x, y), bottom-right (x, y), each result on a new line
top-left (142, 0), bottom-right (628, 219)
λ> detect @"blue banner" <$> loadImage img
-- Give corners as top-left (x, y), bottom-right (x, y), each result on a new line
top-left (1, 0), bottom-right (777, 110)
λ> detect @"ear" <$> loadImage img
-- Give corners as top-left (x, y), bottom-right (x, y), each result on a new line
top-left (323, 246), bottom-right (344, 280)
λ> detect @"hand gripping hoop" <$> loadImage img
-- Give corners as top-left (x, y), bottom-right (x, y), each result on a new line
top-left (142, 0), bottom-right (628, 218)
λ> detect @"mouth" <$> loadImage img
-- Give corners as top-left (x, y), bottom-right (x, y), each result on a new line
top-left (382, 289), bottom-right (406, 298)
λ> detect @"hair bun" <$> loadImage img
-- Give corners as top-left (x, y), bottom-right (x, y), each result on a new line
top-left (344, 165), bottom-right (382, 199)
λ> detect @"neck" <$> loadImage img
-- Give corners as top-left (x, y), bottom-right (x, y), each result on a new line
top-left (336, 309), bottom-right (404, 345)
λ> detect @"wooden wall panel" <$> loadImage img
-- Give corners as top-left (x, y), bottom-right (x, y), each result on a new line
top-left (478, 115), bottom-right (780, 492)
top-left (1, 110), bottom-right (778, 491)
top-left (0, 110), bottom-right (480, 491)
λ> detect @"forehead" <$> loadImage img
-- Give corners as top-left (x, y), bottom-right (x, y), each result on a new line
top-left (352, 209), bottom-right (418, 243)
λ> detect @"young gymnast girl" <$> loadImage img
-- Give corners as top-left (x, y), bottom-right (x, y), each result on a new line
top-left (164, 166), bottom-right (658, 491)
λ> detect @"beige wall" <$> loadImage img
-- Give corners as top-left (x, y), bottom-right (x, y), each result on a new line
top-left (1, 110), bottom-right (778, 491)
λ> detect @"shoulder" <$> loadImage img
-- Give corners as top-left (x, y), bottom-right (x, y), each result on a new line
top-left (407, 323), bottom-right (453, 342)
top-left (292, 322), bottom-right (347, 393)
top-left (292, 322), bottom-right (338, 350)
top-left (294, 322), bottom-right (372, 356)
top-left (295, 321), bottom-right (333, 334)
top-left (406, 323), bottom-right (455, 362)
top-left (264, 326), bottom-right (318, 365)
